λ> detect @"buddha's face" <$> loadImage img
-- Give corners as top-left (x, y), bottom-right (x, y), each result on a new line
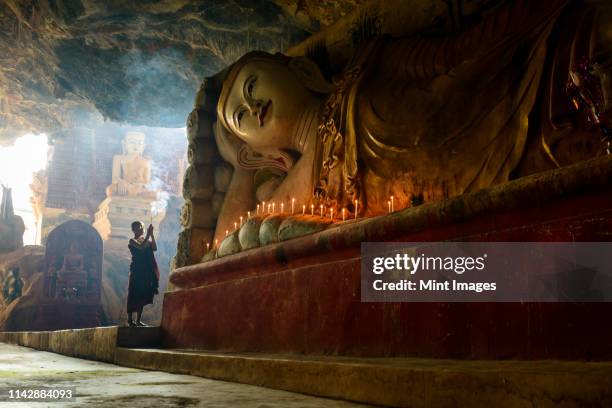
top-left (221, 59), bottom-right (318, 154)
top-left (123, 134), bottom-right (145, 155)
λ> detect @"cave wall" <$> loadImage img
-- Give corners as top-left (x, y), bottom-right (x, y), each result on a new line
top-left (0, 0), bottom-right (332, 144)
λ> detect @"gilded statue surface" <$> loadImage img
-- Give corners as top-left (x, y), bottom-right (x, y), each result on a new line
top-left (106, 132), bottom-right (156, 199)
top-left (198, 0), bottom-right (611, 244)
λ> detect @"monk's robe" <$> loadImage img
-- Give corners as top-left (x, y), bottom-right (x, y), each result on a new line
top-left (127, 238), bottom-right (159, 313)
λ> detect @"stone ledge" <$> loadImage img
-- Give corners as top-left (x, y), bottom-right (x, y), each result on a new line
top-left (0, 326), bottom-right (160, 362)
top-left (114, 347), bottom-right (612, 407)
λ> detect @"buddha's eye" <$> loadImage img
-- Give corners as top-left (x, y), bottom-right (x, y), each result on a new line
top-left (236, 107), bottom-right (247, 127)
top-left (247, 78), bottom-right (256, 97)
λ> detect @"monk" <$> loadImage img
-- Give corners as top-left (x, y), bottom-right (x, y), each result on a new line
top-left (127, 221), bottom-right (159, 327)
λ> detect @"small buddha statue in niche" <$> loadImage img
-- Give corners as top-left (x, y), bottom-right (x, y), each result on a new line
top-left (106, 132), bottom-right (156, 199)
top-left (204, 0), bottom-right (612, 243)
top-left (59, 241), bottom-right (85, 275)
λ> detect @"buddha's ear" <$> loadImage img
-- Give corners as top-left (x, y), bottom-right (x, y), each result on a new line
top-left (214, 120), bottom-right (243, 168)
top-left (289, 57), bottom-right (334, 94)
top-left (237, 145), bottom-right (294, 173)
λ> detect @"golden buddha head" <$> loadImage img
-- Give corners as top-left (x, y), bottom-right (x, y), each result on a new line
top-left (208, 51), bottom-right (332, 170)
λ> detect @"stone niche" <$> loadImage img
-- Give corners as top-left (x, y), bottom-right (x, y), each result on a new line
top-left (168, 0), bottom-right (612, 359)
top-left (43, 220), bottom-right (103, 302)
top-left (0, 220), bottom-right (103, 331)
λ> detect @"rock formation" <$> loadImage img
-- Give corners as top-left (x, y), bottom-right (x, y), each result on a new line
top-left (0, 186), bottom-right (25, 254)
top-left (0, 0), bottom-right (334, 144)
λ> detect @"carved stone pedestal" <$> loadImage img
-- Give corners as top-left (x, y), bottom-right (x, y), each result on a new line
top-left (93, 196), bottom-right (162, 241)
top-left (165, 157), bottom-right (612, 360)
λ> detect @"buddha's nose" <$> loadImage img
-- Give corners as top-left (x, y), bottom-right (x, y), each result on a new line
top-left (248, 99), bottom-right (263, 115)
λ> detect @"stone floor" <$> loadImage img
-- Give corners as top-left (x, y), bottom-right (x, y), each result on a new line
top-left (0, 343), bottom-right (370, 407)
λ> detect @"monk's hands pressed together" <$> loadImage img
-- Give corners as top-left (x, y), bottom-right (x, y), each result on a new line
top-left (147, 224), bottom-right (154, 237)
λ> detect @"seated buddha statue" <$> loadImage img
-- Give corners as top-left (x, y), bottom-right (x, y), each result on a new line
top-left (106, 132), bottom-right (157, 199)
top-left (56, 241), bottom-right (88, 298)
top-left (59, 241), bottom-right (85, 275)
top-left (203, 0), bottom-right (611, 243)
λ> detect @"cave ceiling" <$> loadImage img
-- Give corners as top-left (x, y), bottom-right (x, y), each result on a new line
top-left (0, 0), bottom-right (361, 144)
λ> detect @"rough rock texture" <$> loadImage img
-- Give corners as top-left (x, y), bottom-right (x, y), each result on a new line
top-left (0, 0), bottom-right (360, 143)
top-left (274, 0), bottom-right (364, 27)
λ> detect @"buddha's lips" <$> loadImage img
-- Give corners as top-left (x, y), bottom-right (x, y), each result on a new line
top-left (258, 100), bottom-right (271, 127)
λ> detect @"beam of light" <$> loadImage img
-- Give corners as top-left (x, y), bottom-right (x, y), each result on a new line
top-left (0, 133), bottom-right (48, 245)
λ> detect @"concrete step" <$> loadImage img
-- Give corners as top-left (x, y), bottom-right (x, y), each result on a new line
top-left (116, 326), bottom-right (160, 348)
top-left (114, 347), bottom-right (612, 407)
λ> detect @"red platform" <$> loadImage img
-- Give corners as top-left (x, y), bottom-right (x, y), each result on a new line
top-left (163, 157), bottom-right (612, 360)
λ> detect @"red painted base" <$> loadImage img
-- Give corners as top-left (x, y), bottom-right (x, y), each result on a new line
top-left (163, 158), bottom-right (612, 360)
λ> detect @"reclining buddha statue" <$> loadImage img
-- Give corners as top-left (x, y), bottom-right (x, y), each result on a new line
top-left (192, 0), bottom-right (612, 247)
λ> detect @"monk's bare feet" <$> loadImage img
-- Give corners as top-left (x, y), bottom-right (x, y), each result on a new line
top-left (128, 321), bottom-right (136, 327)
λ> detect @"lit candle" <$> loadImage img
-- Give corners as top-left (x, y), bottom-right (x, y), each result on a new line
top-left (291, 198), bottom-right (296, 214)
top-left (247, 211), bottom-right (251, 219)
top-left (311, 204), bottom-right (314, 216)
top-left (281, 202), bottom-right (284, 213)
top-left (256, 204), bottom-right (260, 215)
top-left (302, 204), bottom-right (306, 215)
top-left (225, 230), bottom-right (229, 236)
top-left (206, 242), bottom-right (210, 252)
top-left (342, 208), bottom-right (346, 221)
top-left (354, 200), bottom-right (359, 219)
top-left (272, 202), bottom-right (276, 213)
top-left (388, 200), bottom-right (391, 213)
top-left (262, 201), bottom-right (266, 214)
top-left (320, 204), bottom-right (324, 217)
top-left (234, 221), bottom-right (238, 230)
top-left (240, 216), bottom-right (243, 226)
top-left (330, 208), bottom-right (334, 220)
top-left (390, 195), bottom-right (394, 212)
top-left (267, 203), bottom-right (271, 213)
top-left (215, 239), bottom-right (219, 248)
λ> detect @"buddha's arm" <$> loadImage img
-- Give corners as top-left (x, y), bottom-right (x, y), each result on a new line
top-left (376, 0), bottom-right (566, 80)
top-left (214, 168), bottom-right (255, 243)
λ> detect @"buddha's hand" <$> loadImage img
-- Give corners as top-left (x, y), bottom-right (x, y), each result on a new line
top-left (113, 179), bottom-right (129, 195)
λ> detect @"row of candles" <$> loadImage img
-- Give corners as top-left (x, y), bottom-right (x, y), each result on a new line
top-left (204, 196), bottom-right (397, 253)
